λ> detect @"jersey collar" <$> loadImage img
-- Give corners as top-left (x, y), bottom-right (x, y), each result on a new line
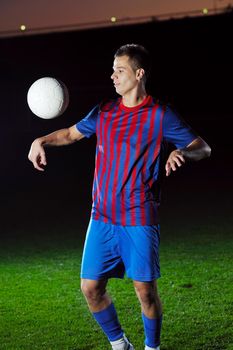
top-left (119, 95), bottom-right (152, 112)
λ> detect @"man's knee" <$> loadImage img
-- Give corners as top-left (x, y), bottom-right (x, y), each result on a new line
top-left (81, 279), bottom-right (107, 302)
top-left (134, 281), bottom-right (159, 307)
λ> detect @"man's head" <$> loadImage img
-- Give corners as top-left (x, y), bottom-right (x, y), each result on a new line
top-left (114, 44), bottom-right (151, 83)
top-left (111, 44), bottom-right (151, 96)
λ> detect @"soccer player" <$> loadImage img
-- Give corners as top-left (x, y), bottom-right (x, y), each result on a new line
top-left (28, 44), bottom-right (211, 350)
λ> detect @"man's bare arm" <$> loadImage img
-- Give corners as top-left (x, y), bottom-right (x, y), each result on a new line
top-left (28, 125), bottom-right (85, 171)
top-left (165, 137), bottom-right (211, 176)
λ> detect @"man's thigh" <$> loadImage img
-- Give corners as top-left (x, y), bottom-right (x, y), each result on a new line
top-left (81, 219), bottom-right (125, 280)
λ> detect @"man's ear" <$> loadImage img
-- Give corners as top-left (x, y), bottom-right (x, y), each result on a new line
top-left (136, 68), bottom-right (145, 81)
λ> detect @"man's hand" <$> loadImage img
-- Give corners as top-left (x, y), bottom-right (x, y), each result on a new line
top-left (28, 139), bottom-right (47, 171)
top-left (27, 126), bottom-right (85, 171)
top-left (165, 149), bottom-right (185, 176)
top-left (165, 137), bottom-right (211, 176)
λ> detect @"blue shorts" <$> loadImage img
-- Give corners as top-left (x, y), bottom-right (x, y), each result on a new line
top-left (81, 219), bottom-right (160, 282)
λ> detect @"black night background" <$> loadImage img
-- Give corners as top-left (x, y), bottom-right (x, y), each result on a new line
top-left (0, 11), bottom-right (232, 232)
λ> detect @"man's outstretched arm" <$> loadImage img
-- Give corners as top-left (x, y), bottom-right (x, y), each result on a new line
top-left (28, 125), bottom-right (84, 171)
top-left (165, 137), bottom-right (211, 176)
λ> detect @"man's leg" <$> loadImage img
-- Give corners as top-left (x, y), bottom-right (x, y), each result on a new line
top-left (134, 280), bottom-right (162, 350)
top-left (81, 278), bottom-right (111, 312)
top-left (81, 278), bottom-right (133, 349)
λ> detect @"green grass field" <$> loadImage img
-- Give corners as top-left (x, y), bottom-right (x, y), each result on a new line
top-left (0, 173), bottom-right (233, 350)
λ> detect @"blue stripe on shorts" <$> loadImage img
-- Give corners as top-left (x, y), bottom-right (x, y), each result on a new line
top-left (81, 219), bottom-right (160, 282)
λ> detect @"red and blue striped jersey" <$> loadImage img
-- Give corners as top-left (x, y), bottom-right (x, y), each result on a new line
top-left (76, 95), bottom-right (196, 226)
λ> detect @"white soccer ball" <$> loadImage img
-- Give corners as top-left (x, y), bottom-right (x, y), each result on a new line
top-left (27, 77), bottom-right (69, 119)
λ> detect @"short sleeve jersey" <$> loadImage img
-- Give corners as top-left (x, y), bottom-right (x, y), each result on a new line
top-left (76, 95), bottom-right (196, 226)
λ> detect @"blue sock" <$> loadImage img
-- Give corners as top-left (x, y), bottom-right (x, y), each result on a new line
top-left (142, 313), bottom-right (162, 348)
top-left (92, 303), bottom-right (124, 341)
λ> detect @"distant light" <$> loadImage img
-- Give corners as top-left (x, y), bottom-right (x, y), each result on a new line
top-left (20, 24), bottom-right (26, 31)
top-left (202, 8), bottom-right (208, 15)
top-left (111, 16), bottom-right (117, 23)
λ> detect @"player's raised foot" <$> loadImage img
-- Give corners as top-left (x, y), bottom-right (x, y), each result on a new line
top-left (110, 334), bottom-right (134, 350)
top-left (145, 346), bottom-right (160, 350)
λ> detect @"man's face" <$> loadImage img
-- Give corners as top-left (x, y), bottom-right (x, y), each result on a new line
top-left (111, 55), bottom-right (139, 96)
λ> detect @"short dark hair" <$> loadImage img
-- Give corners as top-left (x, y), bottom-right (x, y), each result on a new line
top-left (114, 43), bottom-right (151, 81)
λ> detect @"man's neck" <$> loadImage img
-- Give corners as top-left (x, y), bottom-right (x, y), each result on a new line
top-left (122, 88), bottom-right (147, 107)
